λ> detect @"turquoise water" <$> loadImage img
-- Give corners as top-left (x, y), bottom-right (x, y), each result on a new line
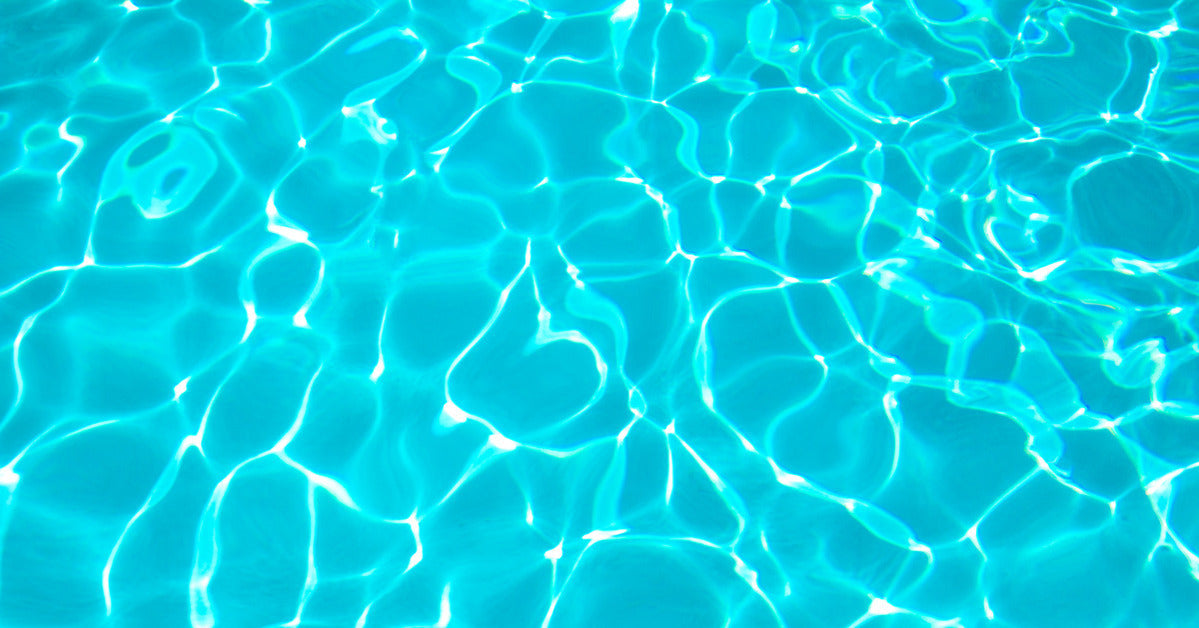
top-left (2, 0), bottom-right (1199, 626)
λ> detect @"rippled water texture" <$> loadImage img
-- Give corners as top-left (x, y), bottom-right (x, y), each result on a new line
top-left (3, 0), bottom-right (1199, 626)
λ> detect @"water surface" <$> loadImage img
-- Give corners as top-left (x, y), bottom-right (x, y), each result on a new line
top-left (2, 0), bottom-right (1199, 626)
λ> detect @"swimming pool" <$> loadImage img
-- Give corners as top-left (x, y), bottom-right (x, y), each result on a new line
top-left (2, 0), bottom-right (1199, 625)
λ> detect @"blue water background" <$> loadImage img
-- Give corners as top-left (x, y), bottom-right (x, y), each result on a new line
top-left (2, 0), bottom-right (1199, 626)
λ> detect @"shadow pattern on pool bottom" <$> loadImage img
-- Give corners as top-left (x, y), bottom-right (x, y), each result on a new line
top-left (2, 0), bottom-right (1199, 626)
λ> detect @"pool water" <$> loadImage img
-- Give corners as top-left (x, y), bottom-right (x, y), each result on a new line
top-left (3, 0), bottom-right (1199, 626)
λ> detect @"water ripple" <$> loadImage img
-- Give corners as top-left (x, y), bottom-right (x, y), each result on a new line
top-left (2, 0), bottom-right (1199, 626)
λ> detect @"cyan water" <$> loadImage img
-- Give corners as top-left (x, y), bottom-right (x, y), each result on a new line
top-left (2, 0), bottom-right (1199, 626)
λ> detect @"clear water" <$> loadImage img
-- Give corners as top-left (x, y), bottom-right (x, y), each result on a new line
top-left (2, 0), bottom-right (1199, 626)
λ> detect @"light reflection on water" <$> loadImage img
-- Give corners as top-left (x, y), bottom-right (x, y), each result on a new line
top-left (1, 0), bottom-right (1199, 626)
